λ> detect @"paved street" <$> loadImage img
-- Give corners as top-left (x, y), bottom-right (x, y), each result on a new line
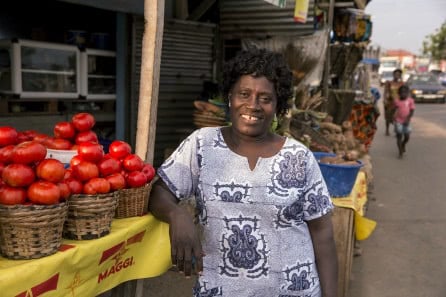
top-left (347, 88), bottom-right (446, 297)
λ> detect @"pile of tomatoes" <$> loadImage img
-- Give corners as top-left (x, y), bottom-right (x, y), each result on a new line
top-left (0, 112), bottom-right (156, 205)
top-left (66, 140), bottom-right (155, 195)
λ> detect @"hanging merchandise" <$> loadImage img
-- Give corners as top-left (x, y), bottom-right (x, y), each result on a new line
top-left (333, 8), bottom-right (372, 43)
top-left (242, 29), bottom-right (329, 88)
top-left (294, 0), bottom-right (310, 23)
top-left (263, 0), bottom-right (287, 8)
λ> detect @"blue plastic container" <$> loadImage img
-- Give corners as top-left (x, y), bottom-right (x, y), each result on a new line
top-left (312, 152), bottom-right (363, 197)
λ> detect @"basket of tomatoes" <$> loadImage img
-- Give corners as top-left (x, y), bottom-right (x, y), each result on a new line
top-left (0, 130), bottom-right (69, 259)
top-left (106, 141), bottom-right (156, 219)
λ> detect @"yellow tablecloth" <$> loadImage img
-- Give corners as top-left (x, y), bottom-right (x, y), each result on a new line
top-left (0, 215), bottom-right (171, 297)
top-left (331, 171), bottom-right (377, 240)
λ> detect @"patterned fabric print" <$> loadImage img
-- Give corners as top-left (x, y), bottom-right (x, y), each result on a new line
top-left (219, 215), bottom-right (269, 278)
top-left (193, 281), bottom-right (223, 297)
top-left (305, 185), bottom-right (331, 217)
top-left (214, 182), bottom-right (252, 203)
top-left (269, 146), bottom-right (307, 197)
top-left (274, 197), bottom-right (305, 228)
top-left (280, 261), bottom-right (317, 295)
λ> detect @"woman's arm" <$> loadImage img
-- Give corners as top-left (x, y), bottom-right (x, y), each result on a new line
top-left (307, 212), bottom-right (338, 297)
top-left (149, 179), bottom-right (203, 277)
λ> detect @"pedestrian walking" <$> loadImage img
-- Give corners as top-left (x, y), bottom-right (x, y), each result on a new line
top-left (393, 85), bottom-right (415, 158)
top-left (149, 47), bottom-right (338, 297)
top-left (383, 69), bottom-right (404, 136)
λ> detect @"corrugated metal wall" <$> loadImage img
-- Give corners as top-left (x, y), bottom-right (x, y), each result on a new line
top-left (220, 0), bottom-right (315, 39)
top-left (131, 17), bottom-right (216, 167)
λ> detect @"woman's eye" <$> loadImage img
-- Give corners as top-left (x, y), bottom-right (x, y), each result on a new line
top-left (239, 92), bottom-right (249, 98)
top-left (260, 97), bottom-right (271, 102)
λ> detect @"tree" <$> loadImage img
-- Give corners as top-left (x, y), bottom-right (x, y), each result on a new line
top-left (422, 22), bottom-right (446, 61)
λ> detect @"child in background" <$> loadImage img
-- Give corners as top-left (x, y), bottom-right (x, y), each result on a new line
top-left (393, 85), bottom-right (415, 158)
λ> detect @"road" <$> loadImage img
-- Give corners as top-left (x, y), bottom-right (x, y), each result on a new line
top-left (347, 92), bottom-right (446, 296)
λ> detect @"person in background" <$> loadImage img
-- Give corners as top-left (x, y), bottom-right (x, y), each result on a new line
top-left (393, 84), bottom-right (415, 158)
top-left (383, 69), bottom-right (404, 136)
top-left (149, 48), bottom-right (338, 297)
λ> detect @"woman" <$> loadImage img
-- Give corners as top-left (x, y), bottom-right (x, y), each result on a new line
top-left (149, 48), bottom-right (338, 297)
top-left (383, 69), bottom-right (404, 136)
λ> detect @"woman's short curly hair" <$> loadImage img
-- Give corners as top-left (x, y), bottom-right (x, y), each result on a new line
top-left (221, 47), bottom-right (293, 117)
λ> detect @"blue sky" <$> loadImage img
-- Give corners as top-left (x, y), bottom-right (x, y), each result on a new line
top-left (365, 0), bottom-right (446, 55)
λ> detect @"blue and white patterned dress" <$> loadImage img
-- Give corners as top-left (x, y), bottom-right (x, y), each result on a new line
top-left (158, 127), bottom-right (333, 297)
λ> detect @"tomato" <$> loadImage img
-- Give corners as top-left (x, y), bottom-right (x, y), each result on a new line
top-left (122, 154), bottom-right (144, 172)
top-left (77, 142), bottom-right (104, 163)
top-left (65, 178), bottom-right (83, 194)
top-left (126, 171), bottom-right (147, 188)
top-left (72, 161), bottom-right (99, 181)
top-left (83, 177), bottom-right (110, 194)
top-left (36, 159), bottom-right (65, 183)
top-left (17, 132), bottom-right (32, 143)
top-left (0, 145), bottom-right (15, 164)
top-left (33, 133), bottom-right (50, 144)
top-left (141, 163), bottom-right (156, 182)
top-left (70, 155), bottom-right (84, 168)
top-left (54, 121), bottom-right (76, 139)
top-left (28, 181), bottom-right (60, 205)
top-left (46, 138), bottom-right (73, 150)
top-left (11, 141), bottom-right (47, 164)
top-left (2, 163), bottom-right (35, 187)
top-left (109, 141), bottom-right (132, 160)
top-left (64, 168), bottom-right (73, 180)
top-left (72, 113), bottom-right (96, 132)
top-left (0, 163), bottom-right (5, 177)
top-left (75, 130), bottom-right (98, 144)
top-left (71, 144), bottom-right (79, 151)
top-left (0, 126), bottom-right (18, 147)
top-left (105, 173), bottom-right (126, 191)
top-left (98, 157), bottom-right (121, 177)
top-left (0, 185), bottom-right (27, 205)
top-left (57, 181), bottom-right (71, 201)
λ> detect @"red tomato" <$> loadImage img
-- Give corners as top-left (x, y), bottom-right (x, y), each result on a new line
top-left (83, 177), bottom-right (110, 194)
top-left (11, 141), bottom-right (47, 164)
top-left (70, 155), bottom-right (83, 168)
top-left (126, 171), bottom-right (147, 188)
top-left (28, 181), bottom-right (60, 205)
top-left (72, 161), bottom-right (99, 182)
top-left (71, 144), bottom-right (79, 151)
top-left (65, 178), bottom-right (83, 194)
top-left (57, 181), bottom-right (71, 201)
top-left (33, 133), bottom-right (50, 144)
top-left (0, 145), bottom-right (15, 164)
top-left (77, 142), bottom-right (104, 163)
top-left (141, 163), bottom-right (156, 182)
top-left (23, 130), bottom-right (38, 139)
top-left (0, 126), bottom-right (18, 147)
top-left (46, 138), bottom-right (73, 150)
top-left (72, 113), bottom-right (96, 132)
top-left (17, 132), bottom-right (32, 143)
top-left (0, 162), bottom-right (5, 177)
top-left (105, 173), bottom-right (126, 191)
top-left (75, 130), bottom-right (98, 144)
top-left (109, 141), bottom-right (132, 160)
top-left (36, 159), bottom-right (65, 183)
top-left (54, 121), bottom-right (76, 139)
top-left (98, 157), bottom-right (121, 177)
top-left (64, 168), bottom-right (73, 180)
top-left (0, 185), bottom-right (27, 205)
top-left (2, 163), bottom-right (35, 187)
top-left (122, 154), bottom-right (144, 172)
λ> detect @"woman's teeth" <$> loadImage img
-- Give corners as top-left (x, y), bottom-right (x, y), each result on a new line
top-left (241, 115), bottom-right (260, 121)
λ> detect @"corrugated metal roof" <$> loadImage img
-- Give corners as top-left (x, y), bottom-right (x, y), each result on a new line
top-left (220, 0), bottom-right (315, 38)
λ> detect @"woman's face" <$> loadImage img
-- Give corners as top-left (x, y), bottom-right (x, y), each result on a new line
top-left (229, 75), bottom-right (277, 138)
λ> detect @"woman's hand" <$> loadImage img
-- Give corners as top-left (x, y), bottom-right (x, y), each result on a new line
top-left (168, 207), bottom-right (203, 277)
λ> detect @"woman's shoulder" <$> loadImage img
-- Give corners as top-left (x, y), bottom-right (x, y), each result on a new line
top-left (282, 136), bottom-right (311, 153)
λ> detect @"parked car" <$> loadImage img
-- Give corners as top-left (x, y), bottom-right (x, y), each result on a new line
top-left (379, 71), bottom-right (394, 86)
top-left (406, 73), bottom-right (446, 103)
top-left (438, 72), bottom-right (446, 87)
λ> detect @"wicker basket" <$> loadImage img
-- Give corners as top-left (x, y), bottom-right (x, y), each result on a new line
top-left (0, 202), bottom-right (68, 260)
top-left (63, 192), bottom-right (118, 240)
top-left (115, 182), bottom-right (153, 219)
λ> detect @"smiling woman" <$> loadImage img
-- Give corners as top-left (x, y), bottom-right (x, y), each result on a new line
top-left (149, 48), bottom-right (338, 297)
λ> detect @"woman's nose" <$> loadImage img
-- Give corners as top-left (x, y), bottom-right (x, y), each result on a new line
top-left (246, 95), bottom-right (260, 109)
